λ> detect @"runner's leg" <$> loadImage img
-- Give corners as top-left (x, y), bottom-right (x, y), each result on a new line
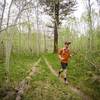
top-left (58, 68), bottom-right (63, 77)
top-left (64, 69), bottom-right (68, 84)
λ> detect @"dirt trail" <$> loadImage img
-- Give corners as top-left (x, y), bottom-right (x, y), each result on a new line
top-left (43, 57), bottom-right (91, 100)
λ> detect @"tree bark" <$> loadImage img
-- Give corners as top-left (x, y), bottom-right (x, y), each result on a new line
top-left (0, 0), bottom-right (6, 32)
top-left (5, 0), bottom-right (14, 84)
top-left (54, 0), bottom-right (59, 53)
top-left (5, 0), bottom-right (33, 84)
top-left (35, 1), bottom-right (40, 56)
top-left (87, 0), bottom-right (93, 51)
top-left (0, 0), bottom-right (6, 44)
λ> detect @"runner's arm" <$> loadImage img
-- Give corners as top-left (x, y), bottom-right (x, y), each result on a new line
top-left (58, 49), bottom-right (64, 60)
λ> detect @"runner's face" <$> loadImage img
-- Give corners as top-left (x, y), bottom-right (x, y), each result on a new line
top-left (65, 44), bottom-right (68, 48)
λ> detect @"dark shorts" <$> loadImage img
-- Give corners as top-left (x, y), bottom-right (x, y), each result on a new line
top-left (61, 62), bottom-right (68, 69)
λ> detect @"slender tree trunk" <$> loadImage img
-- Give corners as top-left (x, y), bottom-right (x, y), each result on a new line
top-left (0, 0), bottom-right (6, 32)
top-left (0, 0), bottom-right (6, 44)
top-left (54, 0), bottom-right (59, 53)
top-left (35, 1), bottom-right (40, 56)
top-left (5, 0), bottom-right (14, 84)
top-left (44, 27), bottom-right (46, 52)
top-left (5, 0), bottom-right (32, 84)
top-left (54, 23), bottom-right (58, 53)
top-left (87, 0), bottom-right (93, 51)
top-left (26, 12), bottom-right (31, 53)
top-left (18, 19), bottom-right (22, 54)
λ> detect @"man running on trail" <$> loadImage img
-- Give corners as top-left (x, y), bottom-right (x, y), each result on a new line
top-left (58, 41), bottom-right (71, 84)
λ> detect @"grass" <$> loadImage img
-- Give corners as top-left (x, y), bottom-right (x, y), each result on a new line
top-left (23, 58), bottom-right (81, 100)
top-left (0, 63), bottom-right (5, 87)
top-left (0, 53), bottom-right (39, 87)
top-left (45, 53), bottom-right (100, 100)
top-left (0, 52), bottom-right (99, 100)
top-left (0, 53), bottom-right (80, 100)
top-left (44, 53), bottom-right (87, 82)
top-left (9, 53), bottom-right (39, 86)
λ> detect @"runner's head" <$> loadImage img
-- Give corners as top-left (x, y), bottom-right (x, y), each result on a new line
top-left (64, 41), bottom-right (71, 48)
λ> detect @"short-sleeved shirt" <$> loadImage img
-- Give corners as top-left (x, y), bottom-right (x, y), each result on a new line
top-left (58, 48), bottom-right (71, 63)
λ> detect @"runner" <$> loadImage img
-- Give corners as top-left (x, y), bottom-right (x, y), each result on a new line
top-left (58, 41), bottom-right (71, 84)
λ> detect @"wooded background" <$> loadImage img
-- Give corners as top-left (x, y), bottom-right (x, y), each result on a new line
top-left (0, 0), bottom-right (100, 100)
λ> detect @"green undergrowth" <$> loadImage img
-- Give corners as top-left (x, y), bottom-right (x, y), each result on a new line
top-left (0, 52), bottom-right (99, 100)
top-left (0, 63), bottom-right (5, 87)
top-left (23, 59), bottom-right (81, 100)
top-left (9, 53), bottom-right (39, 86)
top-left (44, 53), bottom-right (100, 100)
top-left (0, 53), bottom-right (39, 87)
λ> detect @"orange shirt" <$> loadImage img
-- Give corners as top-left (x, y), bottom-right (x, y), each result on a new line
top-left (58, 48), bottom-right (71, 63)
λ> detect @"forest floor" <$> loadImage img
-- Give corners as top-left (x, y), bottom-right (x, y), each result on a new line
top-left (43, 56), bottom-right (91, 100)
top-left (0, 53), bottom-right (100, 100)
